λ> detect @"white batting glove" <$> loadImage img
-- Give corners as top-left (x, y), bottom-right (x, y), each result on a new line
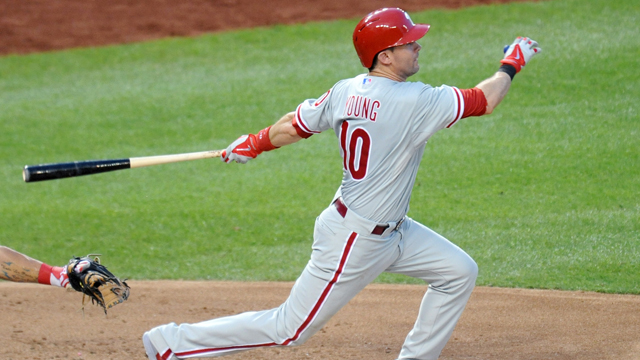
top-left (501, 36), bottom-right (542, 73)
top-left (221, 127), bottom-right (277, 164)
top-left (221, 135), bottom-right (259, 164)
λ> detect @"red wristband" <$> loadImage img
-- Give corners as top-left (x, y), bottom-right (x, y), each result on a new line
top-left (255, 126), bottom-right (278, 152)
top-left (38, 263), bottom-right (53, 285)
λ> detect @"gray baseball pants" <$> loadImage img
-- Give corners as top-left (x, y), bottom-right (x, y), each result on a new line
top-left (145, 203), bottom-right (477, 359)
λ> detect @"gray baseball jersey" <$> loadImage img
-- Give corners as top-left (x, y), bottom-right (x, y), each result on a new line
top-left (295, 73), bottom-right (464, 222)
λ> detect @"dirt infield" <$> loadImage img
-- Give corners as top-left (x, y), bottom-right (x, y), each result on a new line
top-left (2, 0), bottom-right (640, 359)
top-left (1, 282), bottom-right (639, 360)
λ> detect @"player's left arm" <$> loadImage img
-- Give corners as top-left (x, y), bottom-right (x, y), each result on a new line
top-left (221, 112), bottom-right (304, 164)
top-left (268, 112), bottom-right (304, 147)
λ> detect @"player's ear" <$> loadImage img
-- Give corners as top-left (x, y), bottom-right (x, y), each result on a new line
top-left (377, 49), bottom-right (394, 66)
top-left (368, 48), bottom-right (393, 71)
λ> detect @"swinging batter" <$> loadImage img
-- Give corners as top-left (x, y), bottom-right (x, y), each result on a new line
top-left (143, 7), bottom-right (541, 360)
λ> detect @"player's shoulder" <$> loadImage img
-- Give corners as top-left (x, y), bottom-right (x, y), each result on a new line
top-left (400, 80), bottom-right (433, 92)
top-left (414, 82), bottom-right (458, 98)
top-left (406, 79), bottom-right (457, 90)
top-left (413, 83), bottom-right (461, 110)
top-left (385, 80), bottom-right (436, 100)
top-left (335, 73), bottom-right (368, 87)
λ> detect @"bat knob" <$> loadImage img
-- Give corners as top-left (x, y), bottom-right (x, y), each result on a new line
top-left (23, 166), bottom-right (31, 183)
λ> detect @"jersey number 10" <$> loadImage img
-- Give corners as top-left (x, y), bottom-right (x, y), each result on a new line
top-left (340, 121), bottom-right (371, 181)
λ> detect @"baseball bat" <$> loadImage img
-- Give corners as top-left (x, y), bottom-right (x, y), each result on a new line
top-left (23, 149), bottom-right (224, 183)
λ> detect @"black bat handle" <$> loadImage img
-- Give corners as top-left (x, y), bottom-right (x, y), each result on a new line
top-left (23, 159), bottom-right (131, 182)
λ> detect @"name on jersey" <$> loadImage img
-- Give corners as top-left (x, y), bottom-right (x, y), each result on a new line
top-left (343, 95), bottom-right (380, 122)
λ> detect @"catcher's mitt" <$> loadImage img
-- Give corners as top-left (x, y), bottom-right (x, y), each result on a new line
top-left (67, 255), bottom-right (130, 314)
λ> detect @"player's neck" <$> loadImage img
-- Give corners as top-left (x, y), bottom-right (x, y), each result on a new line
top-left (368, 68), bottom-right (407, 82)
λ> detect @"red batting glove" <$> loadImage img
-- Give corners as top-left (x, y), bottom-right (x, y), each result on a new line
top-left (221, 126), bottom-right (277, 164)
top-left (501, 36), bottom-right (542, 73)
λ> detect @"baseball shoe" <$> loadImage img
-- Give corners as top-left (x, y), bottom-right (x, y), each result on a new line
top-left (143, 331), bottom-right (176, 360)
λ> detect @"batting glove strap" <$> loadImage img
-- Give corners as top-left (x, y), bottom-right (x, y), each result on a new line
top-left (500, 36), bottom-right (542, 73)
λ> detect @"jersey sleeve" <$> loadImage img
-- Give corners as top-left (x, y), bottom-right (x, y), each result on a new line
top-left (413, 84), bottom-right (487, 134)
top-left (411, 85), bottom-right (463, 134)
top-left (293, 88), bottom-right (334, 138)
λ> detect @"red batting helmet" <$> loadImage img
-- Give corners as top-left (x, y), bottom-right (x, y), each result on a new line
top-left (353, 8), bottom-right (430, 68)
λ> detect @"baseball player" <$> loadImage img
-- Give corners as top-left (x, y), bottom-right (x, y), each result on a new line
top-left (143, 7), bottom-right (541, 360)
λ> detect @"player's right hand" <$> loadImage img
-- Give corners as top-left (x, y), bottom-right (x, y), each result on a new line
top-left (221, 134), bottom-right (261, 164)
top-left (501, 36), bottom-right (542, 73)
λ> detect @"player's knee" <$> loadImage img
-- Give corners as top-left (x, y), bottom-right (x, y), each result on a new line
top-left (276, 316), bottom-right (317, 347)
top-left (456, 255), bottom-right (478, 285)
top-left (286, 334), bottom-right (311, 347)
top-left (466, 257), bottom-right (479, 283)
top-left (279, 328), bottom-right (315, 347)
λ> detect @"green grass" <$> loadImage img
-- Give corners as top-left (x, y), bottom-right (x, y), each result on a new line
top-left (1, 0), bottom-right (638, 293)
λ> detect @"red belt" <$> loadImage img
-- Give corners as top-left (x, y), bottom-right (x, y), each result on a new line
top-left (333, 197), bottom-right (388, 235)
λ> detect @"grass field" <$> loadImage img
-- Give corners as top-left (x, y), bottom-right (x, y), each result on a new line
top-left (1, 0), bottom-right (638, 293)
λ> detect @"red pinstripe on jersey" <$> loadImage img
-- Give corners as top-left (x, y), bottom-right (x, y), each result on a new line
top-left (314, 89), bottom-right (331, 106)
top-left (446, 87), bottom-right (464, 128)
top-left (174, 232), bottom-right (360, 358)
top-left (293, 104), bottom-right (320, 138)
top-left (446, 86), bottom-right (488, 128)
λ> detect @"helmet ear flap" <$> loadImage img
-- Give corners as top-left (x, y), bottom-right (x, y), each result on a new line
top-left (352, 8), bottom-right (430, 68)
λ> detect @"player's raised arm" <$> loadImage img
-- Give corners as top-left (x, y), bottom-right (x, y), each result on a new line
top-left (477, 37), bottom-right (542, 114)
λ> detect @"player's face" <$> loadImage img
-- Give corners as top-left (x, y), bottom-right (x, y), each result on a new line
top-left (391, 42), bottom-right (422, 80)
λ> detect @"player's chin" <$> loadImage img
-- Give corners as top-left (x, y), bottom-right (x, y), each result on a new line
top-left (409, 65), bottom-right (420, 77)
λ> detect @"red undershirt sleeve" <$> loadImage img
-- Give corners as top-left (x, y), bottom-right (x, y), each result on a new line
top-left (292, 110), bottom-right (315, 139)
top-left (459, 87), bottom-right (488, 118)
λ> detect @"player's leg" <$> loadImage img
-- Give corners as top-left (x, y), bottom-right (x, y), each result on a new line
top-left (144, 207), bottom-right (400, 359)
top-left (0, 246), bottom-right (69, 287)
top-left (384, 219), bottom-right (478, 360)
